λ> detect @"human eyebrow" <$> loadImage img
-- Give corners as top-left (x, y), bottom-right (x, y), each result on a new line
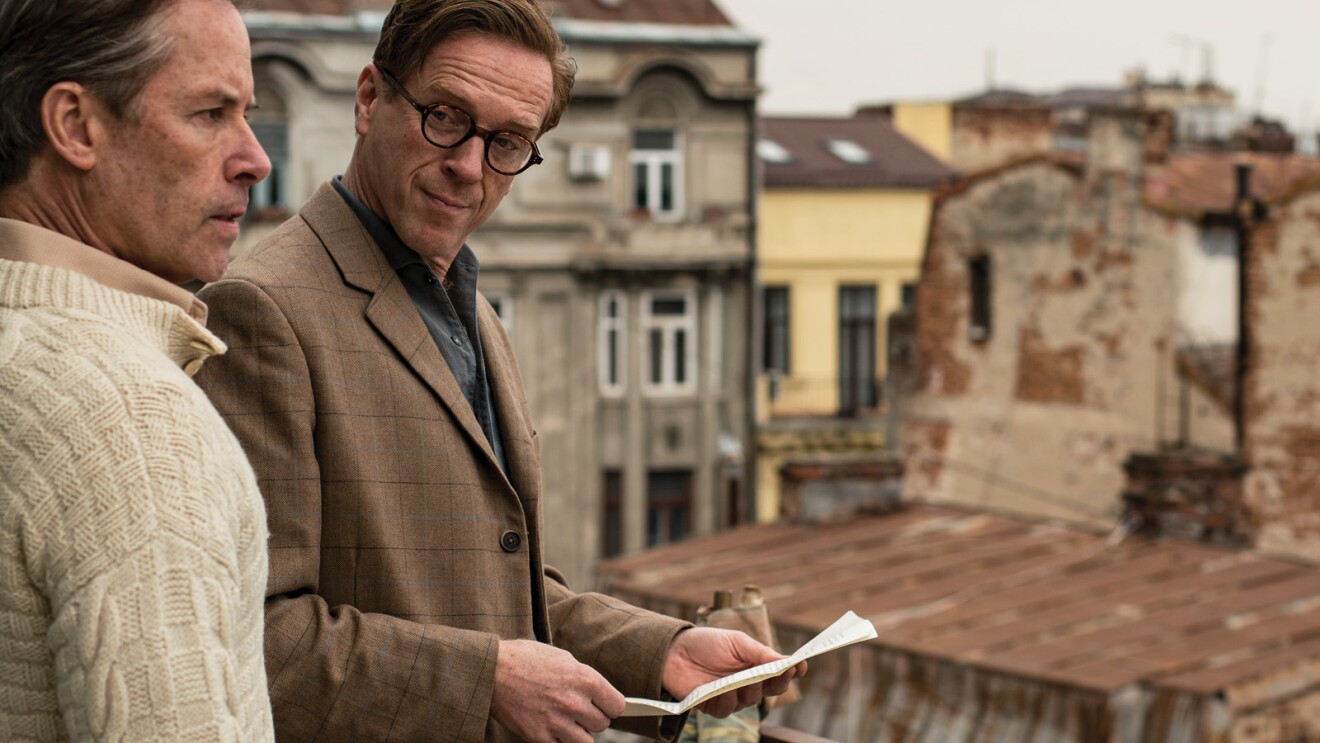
top-left (427, 85), bottom-right (540, 137)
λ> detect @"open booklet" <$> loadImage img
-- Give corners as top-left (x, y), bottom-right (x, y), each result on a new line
top-left (621, 610), bottom-right (878, 717)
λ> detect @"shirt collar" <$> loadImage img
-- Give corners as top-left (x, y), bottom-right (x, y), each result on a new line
top-left (330, 176), bottom-right (481, 278)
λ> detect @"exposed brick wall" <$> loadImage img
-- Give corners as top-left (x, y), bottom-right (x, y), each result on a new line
top-left (1015, 324), bottom-right (1085, 404)
top-left (1121, 450), bottom-right (1250, 545)
top-left (1244, 189), bottom-right (1320, 561)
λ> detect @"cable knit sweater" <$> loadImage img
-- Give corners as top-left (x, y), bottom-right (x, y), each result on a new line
top-left (0, 219), bottom-right (273, 741)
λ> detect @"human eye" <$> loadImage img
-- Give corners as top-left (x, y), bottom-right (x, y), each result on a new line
top-left (491, 132), bottom-right (526, 153)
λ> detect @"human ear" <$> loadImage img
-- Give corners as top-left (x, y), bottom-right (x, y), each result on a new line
top-left (354, 64), bottom-right (380, 138)
top-left (40, 82), bottom-right (100, 172)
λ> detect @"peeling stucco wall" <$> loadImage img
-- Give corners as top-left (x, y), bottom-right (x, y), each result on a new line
top-left (904, 112), bottom-right (1232, 525)
top-left (1244, 189), bottom-right (1320, 562)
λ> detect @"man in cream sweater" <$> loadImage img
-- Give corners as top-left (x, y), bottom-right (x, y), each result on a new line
top-left (0, 0), bottom-right (274, 739)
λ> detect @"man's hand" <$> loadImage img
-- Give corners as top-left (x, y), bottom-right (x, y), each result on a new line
top-left (661, 628), bottom-right (808, 719)
top-left (490, 639), bottom-right (625, 743)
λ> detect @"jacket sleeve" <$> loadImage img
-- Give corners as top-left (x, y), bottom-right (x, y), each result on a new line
top-left (196, 277), bottom-right (500, 742)
top-left (543, 568), bottom-right (692, 740)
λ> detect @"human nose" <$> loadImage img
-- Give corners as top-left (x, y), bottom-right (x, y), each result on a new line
top-left (230, 120), bottom-right (272, 185)
top-left (443, 133), bottom-right (486, 183)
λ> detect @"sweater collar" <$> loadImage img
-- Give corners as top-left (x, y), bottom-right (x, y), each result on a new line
top-left (0, 218), bottom-right (224, 375)
top-left (0, 218), bottom-right (209, 323)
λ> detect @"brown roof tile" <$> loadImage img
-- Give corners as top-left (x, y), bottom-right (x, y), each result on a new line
top-left (761, 115), bottom-right (958, 190)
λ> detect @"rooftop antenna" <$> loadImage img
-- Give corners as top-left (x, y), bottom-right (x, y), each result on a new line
top-left (1170, 34), bottom-right (1214, 84)
top-left (1252, 34), bottom-right (1272, 115)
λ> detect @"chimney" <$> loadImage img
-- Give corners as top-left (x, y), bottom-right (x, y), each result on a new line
top-left (1120, 450), bottom-right (1250, 545)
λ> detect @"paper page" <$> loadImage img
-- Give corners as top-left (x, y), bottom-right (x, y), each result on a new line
top-left (621, 610), bottom-right (877, 717)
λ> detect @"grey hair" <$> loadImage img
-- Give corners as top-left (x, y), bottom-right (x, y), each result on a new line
top-left (0, 0), bottom-right (189, 190)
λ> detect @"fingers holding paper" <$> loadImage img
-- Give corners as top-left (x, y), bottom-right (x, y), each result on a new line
top-left (490, 639), bottom-right (625, 743)
top-left (660, 627), bottom-right (808, 718)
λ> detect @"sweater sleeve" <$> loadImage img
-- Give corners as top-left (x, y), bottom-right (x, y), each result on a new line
top-left (18, 346), bottom-right (269, 742)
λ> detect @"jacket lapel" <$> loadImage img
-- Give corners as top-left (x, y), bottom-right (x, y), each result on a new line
top-left (477, 301), bottom-right (541, 507)
top-left (298, 184), bottom-right (503, 478)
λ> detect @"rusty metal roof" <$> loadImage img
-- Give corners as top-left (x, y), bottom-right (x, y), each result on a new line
top-left (601, 503), bottom-right (1320, 703)
top-left (1146, 151), bottom-right (1320, 218)
top-left (760, 116), bottom-right (958, 190)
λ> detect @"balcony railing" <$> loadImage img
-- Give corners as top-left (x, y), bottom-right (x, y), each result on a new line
top-left (766, 374), bottom-right (885, 420)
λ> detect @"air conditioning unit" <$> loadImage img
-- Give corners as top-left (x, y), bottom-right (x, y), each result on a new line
top-left (567, 144), bottom-right (611, 182)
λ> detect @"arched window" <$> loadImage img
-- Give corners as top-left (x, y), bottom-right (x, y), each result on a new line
top-left (249, 68), bottom-right (289, 215)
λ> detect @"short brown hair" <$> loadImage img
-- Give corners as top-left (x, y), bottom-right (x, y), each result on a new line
top-left (0, 0), bottom-right (232, 191)
top-left (373, 0), bottom-right (576, 136)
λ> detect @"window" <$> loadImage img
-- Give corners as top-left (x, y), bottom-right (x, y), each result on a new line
top-left (642, 290), bottom-right (696, 395)
top-left (483, 289), bottom-right (513, 333)
top-left (757, 139), bottom-right (792, 164)
top-left (249, 72), bottom-right (289, 214)
top-left (825, 138), bottom-right (872, 165)
top-left (839, 285), bottom-right (877, 415)
top-left (762, 286), bottom-right (790, 373)
top-left (646, 470), bottom-right (692, 547)
top-left (602, 470), bottom-right (622, 558)
top-left (630, 129), bottom-right (682, 220)
top-left (598, 291), bottom-right (626, 395)
top-left (968, 255), bottom-right (992, 341)
top-left (901, 282), bottom-right (917, 309)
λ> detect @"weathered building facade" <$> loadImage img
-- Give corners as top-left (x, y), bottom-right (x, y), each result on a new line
top-left (1243, 176), bottom-right (1320, 561)
top-left (240, 0), bottom-right (759, 587)
top-left (901, 111), bottom-right (1236, 525)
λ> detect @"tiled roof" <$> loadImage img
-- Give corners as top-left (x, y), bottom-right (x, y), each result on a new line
top-left (245, 0), bottom-right (732, 24)
top-left (760, 115), bottom-right (958, 189)
top-left (602, 503), bottom-right (1320, 701)
top-left (1146, 151), bottom-right (1320, 217)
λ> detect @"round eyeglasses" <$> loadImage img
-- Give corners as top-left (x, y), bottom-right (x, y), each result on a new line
top-left (378, 67), bottom-right (544, 176)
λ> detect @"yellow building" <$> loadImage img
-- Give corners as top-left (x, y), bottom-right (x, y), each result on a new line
top-left (755, 114), bottom-right (956, 519)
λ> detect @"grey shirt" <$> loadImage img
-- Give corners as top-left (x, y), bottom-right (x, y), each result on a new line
top-left (332, 177), bottom-right (507, 474)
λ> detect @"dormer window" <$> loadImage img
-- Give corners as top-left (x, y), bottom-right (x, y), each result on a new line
top-left (757, 139), bottom-right (792, 164)
top-left (825, 139), bottom-right (871, 165)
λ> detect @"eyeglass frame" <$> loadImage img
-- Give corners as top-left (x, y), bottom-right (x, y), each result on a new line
top-left (377, 66), bottom-right (545, 176)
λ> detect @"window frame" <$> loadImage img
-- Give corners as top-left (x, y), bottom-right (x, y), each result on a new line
top-left (641, 288), bottom-right (697, 396)
top-left (762, 285), bottom-right (791, 374)
top-left (598, 290), bottom-right (627, 396)
top-left (629, 128), bottom-right (684, 221)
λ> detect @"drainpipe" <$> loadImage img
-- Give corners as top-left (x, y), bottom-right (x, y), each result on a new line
top-left (1234, 162), bottom-right (1252, 454)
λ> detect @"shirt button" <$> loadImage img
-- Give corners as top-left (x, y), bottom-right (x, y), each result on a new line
top-left (452, 335), bottom-right (463, 346)
top-left (425, 275), bottom-right (438, 285)
top-left (500, 530), bottom-right (522, 553)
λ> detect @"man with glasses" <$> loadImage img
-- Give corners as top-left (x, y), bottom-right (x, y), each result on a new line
top-left (195, 1), bottom-right (802, 741)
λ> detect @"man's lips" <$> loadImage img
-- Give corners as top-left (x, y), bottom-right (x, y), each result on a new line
top-left (210, 206), bottom-right (246, 222)
top-left (423, 189), bottom-right (469, 211)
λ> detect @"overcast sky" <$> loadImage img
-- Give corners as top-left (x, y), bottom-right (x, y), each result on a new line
top-left (715, 0), bottom-right (1320, 137)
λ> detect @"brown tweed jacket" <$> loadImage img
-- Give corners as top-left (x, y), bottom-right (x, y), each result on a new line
top-left (196, 183), bottom-right (688, 742)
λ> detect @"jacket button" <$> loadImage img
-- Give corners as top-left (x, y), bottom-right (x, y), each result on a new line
top-left (500, 530), bottom-right (522, 553)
